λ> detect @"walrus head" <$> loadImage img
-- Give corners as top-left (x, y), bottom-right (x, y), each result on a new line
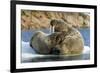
top-left (50, 19), bottom-right (72, 32)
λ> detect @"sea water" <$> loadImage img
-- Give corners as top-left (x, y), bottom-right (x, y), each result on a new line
top-left (21, 28), bottom-right (90, 63)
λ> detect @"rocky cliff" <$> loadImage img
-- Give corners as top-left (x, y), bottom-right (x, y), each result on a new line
top-left (21, 10), bottom-right (90, 30)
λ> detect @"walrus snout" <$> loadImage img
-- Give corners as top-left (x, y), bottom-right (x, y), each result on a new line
top-left (50, 19), bottom-right (64, 26)
top-left (50, 47), bottom-right (60, 55)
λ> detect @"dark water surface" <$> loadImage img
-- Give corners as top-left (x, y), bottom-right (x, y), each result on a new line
top-left (21, 28), bottom-right (90, 63)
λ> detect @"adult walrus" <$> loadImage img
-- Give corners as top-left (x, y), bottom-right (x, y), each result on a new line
top-left (49, 19), bottom-right (84, 55)
top-left (30, 19), bottom-right (84, 56)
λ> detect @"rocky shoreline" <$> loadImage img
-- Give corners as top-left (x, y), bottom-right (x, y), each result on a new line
top-left (21, 10), bottom-right (90, 30)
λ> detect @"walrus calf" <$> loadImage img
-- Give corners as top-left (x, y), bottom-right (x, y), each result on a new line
top-left (30, 19), bottom-right (84, 56)
top-left (30, 31), bottom-right (51, 54)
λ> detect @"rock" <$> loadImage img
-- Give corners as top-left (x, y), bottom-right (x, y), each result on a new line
top-left (21, 10), bottom-right (90, 30)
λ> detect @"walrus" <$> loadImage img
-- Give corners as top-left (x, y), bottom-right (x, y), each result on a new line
top-left (30, 19), bottom-right (84, 56)
top-left (49, 19), bottom-right (84, 55)
top-left (30, 31), bottom-right (51, 54)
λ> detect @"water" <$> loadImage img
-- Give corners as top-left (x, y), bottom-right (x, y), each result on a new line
top-left (22, 28), bottom-right (90, 46)
top-left (79, 28), bottom-right (90, 46)
top-left (21, 28), bottom-right (90, 63)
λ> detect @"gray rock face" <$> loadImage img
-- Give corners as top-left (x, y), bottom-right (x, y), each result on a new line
top-left (30, 19), bottom-right (84, 55)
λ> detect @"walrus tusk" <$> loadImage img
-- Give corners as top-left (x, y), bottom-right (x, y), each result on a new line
top-left (52, 26), bottom-right (55, 33)
top-left (50, 25), bottom-right (52, 34)
top-left (50, 26), bottom-right (55, 34)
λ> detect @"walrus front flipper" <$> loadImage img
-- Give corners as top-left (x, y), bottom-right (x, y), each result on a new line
top-left (49, 47), bottom-right (60, 55)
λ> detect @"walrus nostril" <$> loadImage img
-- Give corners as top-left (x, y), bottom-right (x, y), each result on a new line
top-left (50, 47), bottom-right (60, 55)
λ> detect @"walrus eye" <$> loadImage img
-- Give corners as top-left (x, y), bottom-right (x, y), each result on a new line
top-left (50, 47), bottom-right (60, 55)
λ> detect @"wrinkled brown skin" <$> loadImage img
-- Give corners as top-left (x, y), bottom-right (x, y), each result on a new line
top-left (49, 19), bottom-right (84, 55)
top-left (30, 19), bottom-right (84, 55)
